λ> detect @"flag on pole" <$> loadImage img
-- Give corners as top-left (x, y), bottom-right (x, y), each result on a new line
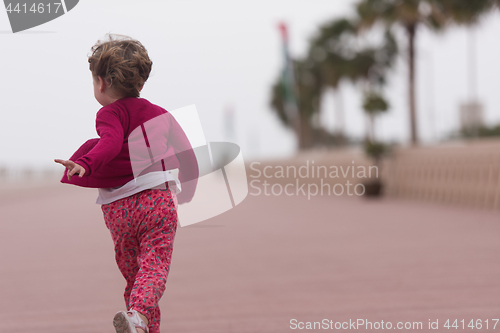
top-left (278, 22), bottom-right (299, 121)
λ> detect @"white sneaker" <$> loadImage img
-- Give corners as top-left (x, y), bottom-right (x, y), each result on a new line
top-left (113, 310), bottom-right (148, 333)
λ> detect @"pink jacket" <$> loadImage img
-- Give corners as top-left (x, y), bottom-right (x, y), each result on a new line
top-left (60, 97), bottom-right (198, 203)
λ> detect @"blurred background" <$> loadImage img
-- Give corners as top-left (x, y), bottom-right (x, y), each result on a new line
top-left (1, 1), bottom-right (500, 332)
top-left (1, 0), bottom-right (500, 207)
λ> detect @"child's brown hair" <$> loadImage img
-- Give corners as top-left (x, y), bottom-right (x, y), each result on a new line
top-left (88, 34), bottom-right (152, 98)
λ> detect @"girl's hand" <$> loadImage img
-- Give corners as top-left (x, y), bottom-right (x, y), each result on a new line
top-left (54, 159), bottom-right (86, 181)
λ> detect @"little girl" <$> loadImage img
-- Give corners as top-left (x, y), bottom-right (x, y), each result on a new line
top-left (55, 34), bottom-right (198, 333)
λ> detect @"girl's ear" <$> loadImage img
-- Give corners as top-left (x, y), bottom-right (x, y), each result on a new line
top-left (98, 76), bottom-right (106, 93)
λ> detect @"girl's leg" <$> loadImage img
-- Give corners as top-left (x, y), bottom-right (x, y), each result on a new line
top-left (102, 201), bottom-right (141, 309)
top-left (128, 188), bottom-right (178, 333)
top-left (115, 234), bottom-right (141, 309)
top-left (102, 188), bottom-right (177, 333)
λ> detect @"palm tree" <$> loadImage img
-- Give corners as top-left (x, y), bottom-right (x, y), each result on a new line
top-left (270, 58), bottom-right (323, 149)
top-left (308, 16), bottom-right (398, 140)
top-left (307, 18), bottom-right (357, 140)
top-left (269, 15), bottom-right (392, 149)
top-left (355, 0), bottom-right (496, 145)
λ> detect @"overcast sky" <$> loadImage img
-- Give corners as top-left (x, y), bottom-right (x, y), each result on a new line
top-left (1, 0), bottom-right (500, 170)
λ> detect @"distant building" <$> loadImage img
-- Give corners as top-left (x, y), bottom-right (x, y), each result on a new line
top-left (459, 101), bottom-right (484, 132)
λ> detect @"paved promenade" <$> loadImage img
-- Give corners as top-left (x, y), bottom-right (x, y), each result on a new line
top-left (0, 181), bottom-right (499, 332)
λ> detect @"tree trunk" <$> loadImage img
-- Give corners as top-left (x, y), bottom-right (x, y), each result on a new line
top-left (369, 113), bottom-right (375, 142)
top-left (407, 23), bottom-right (418, 145)
top-left (334, 88), bottom-right (344, 137)
top-left (298, 112), bottom-right (313, 149)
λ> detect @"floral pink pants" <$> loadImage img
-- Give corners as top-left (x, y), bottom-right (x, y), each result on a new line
top-left (101, 187), bottom-right (178, 333)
